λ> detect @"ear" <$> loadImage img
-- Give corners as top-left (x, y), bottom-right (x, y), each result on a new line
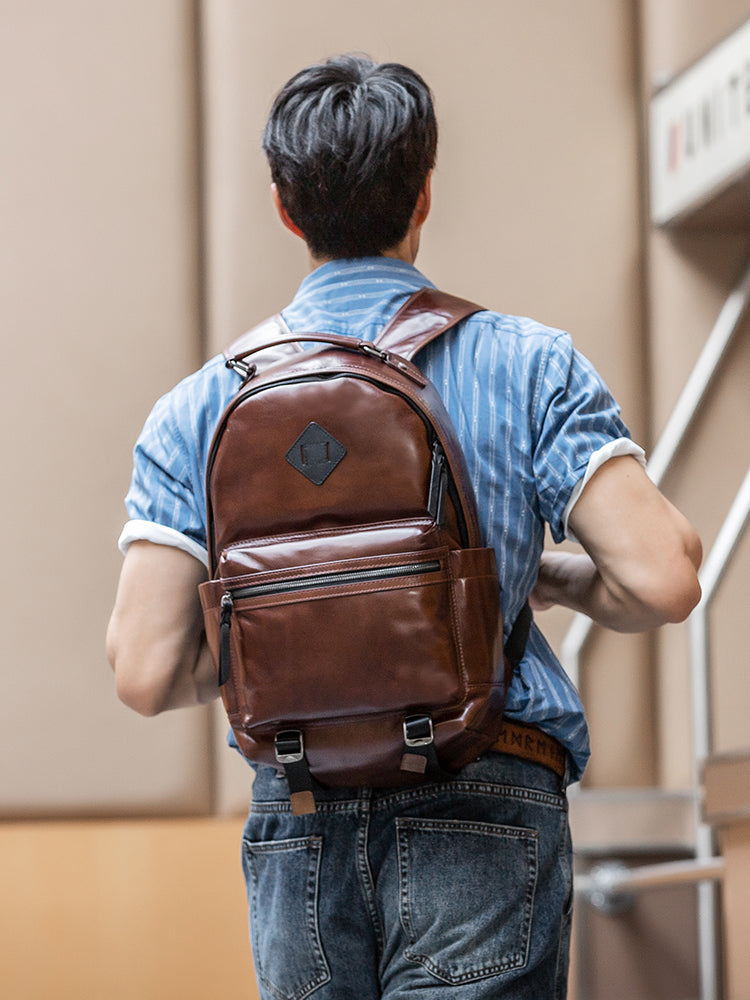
top-left (412, 171), bottom-right (432, 228)
top-left (271, 183), bottom-right (305, 240)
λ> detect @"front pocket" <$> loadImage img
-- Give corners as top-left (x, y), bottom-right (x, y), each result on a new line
top-left (216, 548), bottom-right (461, 728)
top-left (397, 817), bottom-right (538, 984)
top-left (199, 519), bottom-right (502, 781)
top-left (243, 836), bottom-right (330, 1000)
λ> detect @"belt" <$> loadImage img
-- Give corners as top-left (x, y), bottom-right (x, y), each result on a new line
top-left (491, 720), bottom-right (567, 779)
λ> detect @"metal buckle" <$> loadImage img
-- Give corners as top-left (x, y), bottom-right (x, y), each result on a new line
top-left (403, 715), bottom-right (434, 748)
top-left (274, 730), bottom-right (305, 764)
top-left (358, 341), bottom-right (388, 361)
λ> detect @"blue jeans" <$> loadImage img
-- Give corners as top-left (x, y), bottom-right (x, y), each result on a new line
top-left (241, 752), bottom-right (573, 999)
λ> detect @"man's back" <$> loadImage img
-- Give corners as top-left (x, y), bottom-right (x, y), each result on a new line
top-left (107, 53), bottom-right (701, 1000)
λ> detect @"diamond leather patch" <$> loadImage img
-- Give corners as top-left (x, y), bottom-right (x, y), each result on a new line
top-left (285, 422), bottom-right (347, 485)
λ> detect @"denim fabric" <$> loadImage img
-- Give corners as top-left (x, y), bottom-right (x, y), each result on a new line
top-left (241, 753), bottom-right (573, 999)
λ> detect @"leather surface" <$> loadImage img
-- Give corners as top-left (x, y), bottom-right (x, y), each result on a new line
top-left (374, 287), bottom-right (484, 360)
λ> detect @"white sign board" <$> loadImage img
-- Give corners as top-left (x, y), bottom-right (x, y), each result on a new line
top-left (650, 18), bottom-right (750, 225)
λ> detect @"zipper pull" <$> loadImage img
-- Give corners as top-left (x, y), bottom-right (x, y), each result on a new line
top-left (428, 441), bottom-right (448, 527)
top-left (218, 593), bottom-right (233, 686)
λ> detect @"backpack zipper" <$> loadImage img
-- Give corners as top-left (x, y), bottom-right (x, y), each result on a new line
top-left (217, 558), bottom-right (441, 686)
top-left (230, 558), bottom-right (440, 600)
top-left (428, 441), bottom-right (448, 527)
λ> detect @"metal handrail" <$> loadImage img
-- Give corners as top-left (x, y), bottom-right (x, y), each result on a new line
top-left (561, 260), bottom-right (750, 689)
top-left (576, 856), bottom-right (725, 905)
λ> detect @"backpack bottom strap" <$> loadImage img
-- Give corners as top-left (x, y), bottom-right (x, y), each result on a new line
top-left (400, 714), bottom-right (452, 781)
top-left (274, 730), bottom-right (317, 815)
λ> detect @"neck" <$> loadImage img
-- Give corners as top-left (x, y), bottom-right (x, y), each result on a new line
top-left (309, 238), bottom-right (419, 272)
top-left (308, 220), bottom-right (421, 271)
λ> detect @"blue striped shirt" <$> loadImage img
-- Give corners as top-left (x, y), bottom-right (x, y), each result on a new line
top-left (123, 257), bottom-right (638, 780)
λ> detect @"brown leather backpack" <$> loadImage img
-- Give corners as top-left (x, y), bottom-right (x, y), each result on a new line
top-left (199, 288), bottom-right (529, 813)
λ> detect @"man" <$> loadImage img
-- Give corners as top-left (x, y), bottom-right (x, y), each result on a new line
top-left (107, 54), bottom-right (701, 998)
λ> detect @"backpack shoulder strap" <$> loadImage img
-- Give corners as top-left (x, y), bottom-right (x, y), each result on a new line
top-left (375, 287), bottom-right (484, 360)
top-left (224, 288), bottom-right (482, 366)
top-left (379, 287), bottom-right (532, 666)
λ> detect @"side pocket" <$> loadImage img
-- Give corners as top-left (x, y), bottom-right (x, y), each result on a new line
top-left (447, 546), bottom-right (501, 683)
top-left (397, 817), bottom-right (538, 984)
top-left (243, 836), bottom-right (330, 1000)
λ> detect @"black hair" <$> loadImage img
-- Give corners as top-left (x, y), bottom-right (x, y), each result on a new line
top-left (262, 54), bottom-right (437, 259)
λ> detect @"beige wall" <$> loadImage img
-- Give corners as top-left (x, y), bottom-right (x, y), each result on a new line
top-left (0, 0), bottom-right (216, 816)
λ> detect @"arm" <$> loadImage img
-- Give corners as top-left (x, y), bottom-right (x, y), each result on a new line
top-left (530, 456), bottom-right (702, 632)
top-left (106, 540), bottom-right (219, 715)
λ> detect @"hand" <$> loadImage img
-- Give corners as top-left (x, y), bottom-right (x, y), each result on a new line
top-left (529, 551), bottom-right (555, 611)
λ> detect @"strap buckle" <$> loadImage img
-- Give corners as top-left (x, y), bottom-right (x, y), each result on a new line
top-left (274, 730), bottom-right (305, 764)
top-left (403, 715), bottom-right (434, 748)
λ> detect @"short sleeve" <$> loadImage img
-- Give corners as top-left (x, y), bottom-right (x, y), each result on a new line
top-left (533, 333), bottom-right (632, 542)
top-left (124, 390), bottom-right (207, 550)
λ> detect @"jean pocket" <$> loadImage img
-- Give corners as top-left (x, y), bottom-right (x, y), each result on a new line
top-left (243, 835), bottom-right (330, 1000)
top-left (396, 817), bottom-right (538, 984)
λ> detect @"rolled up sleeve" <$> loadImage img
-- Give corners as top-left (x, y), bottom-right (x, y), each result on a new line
top-left (533, 333), bottom-right (634, 542)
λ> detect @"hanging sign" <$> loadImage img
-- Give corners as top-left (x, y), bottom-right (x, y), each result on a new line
top-left (650, 18), bottom-right (750, 225)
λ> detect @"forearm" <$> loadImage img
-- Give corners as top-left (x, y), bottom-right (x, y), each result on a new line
top-left (531, 550), bottom-right (678, 632)
top-left (158, 634), bottom-right (220, 711)
top-left (165, 639), bottom-right (219, 710)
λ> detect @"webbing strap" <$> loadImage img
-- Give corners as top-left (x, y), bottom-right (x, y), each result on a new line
top-left (505, 601), bottom-right (532, 671)
top-left (274, 731), bottom-right (317, 815)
